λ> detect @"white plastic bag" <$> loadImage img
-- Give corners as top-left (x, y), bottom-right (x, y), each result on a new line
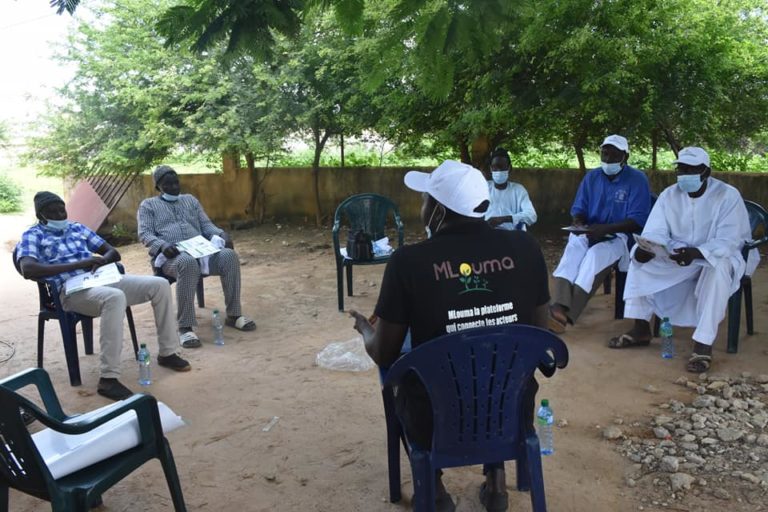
top-left (316, 337), bottom-right (375, 372)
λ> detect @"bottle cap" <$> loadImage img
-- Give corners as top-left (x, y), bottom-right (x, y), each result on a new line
top-left (662, 317), bottom-right (670, 322)
top-left (140, 343), bottom-right (146, 348)
top-left (213, 309), bottom-right (220, 314)
top-left (541, 399), bottom-right (549, 407)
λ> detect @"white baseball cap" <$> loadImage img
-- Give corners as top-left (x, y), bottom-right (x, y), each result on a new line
top-left (404, 160), bottom-right (489, 218)
top-left (673, 147), bottom-right (710, 168)
top-left (600, 134), bottom-right (629, 153)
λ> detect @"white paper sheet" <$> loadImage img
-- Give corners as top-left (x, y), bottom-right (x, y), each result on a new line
top-left (64, 263), bottom-right (122, 296)
top-left (175, 235), bottom-right (221, 259)
top-left (633, 234), bottom-right (671, 260)
top-left (32, 401), bottom-right (185, 479)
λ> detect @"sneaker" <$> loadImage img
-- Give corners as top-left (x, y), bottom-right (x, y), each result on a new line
top-left (158, 353), bottom-right (192, 372)
top-left (97, 378), bottom-right (134, 401)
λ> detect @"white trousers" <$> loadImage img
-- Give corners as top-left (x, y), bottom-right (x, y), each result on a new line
top-left (624, 260), bottom-right (734, 346)
top-left (553, 233), bottom-right (628, 293)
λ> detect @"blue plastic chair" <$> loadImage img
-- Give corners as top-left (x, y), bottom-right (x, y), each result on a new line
top-left (0, 368), bottom-right (186, 511)
top-left (13, 248), bottom-right (139, 387)
top-left (332, 194), bottom-right (404, 311)
top-left (726, 200), bottom-right (768, 353)
top-left (382, 325), bottom-right (569, 512)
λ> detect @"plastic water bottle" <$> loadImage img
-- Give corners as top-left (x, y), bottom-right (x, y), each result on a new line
top-left (536, 399), bottom-right (554, 455)
top-left (212, 309), bottom-right (225, 346)
top-left (137, 343), bottom-right (151, 386)
top-left (660, 317), bottom-right (675, 359)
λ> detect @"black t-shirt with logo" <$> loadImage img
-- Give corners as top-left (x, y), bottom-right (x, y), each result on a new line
top-left (375, 221), bottom-right (550, 346)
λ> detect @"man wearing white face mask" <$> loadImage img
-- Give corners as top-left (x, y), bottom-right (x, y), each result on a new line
top-left (484, 147), bottom-right (537, 231)
top-left (549, 134), bottom-right (652, 333)
top-left (138, 165), bottom-right (256, 348)
top-left (610, 147), bottom-right (757, 373)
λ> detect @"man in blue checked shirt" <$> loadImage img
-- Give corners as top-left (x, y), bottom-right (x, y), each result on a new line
top-left (16, 191), bottom-right (192, 400)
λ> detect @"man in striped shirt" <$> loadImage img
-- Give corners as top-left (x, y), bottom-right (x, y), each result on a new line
top-left (138, 165), bottom-right (256, 348)
top-left (16, 191), bottom-right (191, 400)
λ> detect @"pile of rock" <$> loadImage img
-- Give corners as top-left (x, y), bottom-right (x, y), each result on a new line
top-left (606, 372), bottom-right (768, 504)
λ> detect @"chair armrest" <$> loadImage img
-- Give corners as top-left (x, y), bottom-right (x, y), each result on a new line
top-left (0, 368), bottom-right (66, 420)
top-left (60, 394), bottom-right (160, 439)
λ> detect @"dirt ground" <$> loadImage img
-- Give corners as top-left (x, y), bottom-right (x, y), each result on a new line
top-left (1, 209), bottom-right (767, 512)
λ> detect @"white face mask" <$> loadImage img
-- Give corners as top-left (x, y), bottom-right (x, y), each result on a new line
top-left (162, 193), bottom-right (180, 202)
top-left (491, 170), bottom-right (509, 185)
top-left (677, 174), bottom-right (705, 194)
top-left (42, 218), bottom-right (68, 231)
top-left (601, 162), bottom-right (623, 176)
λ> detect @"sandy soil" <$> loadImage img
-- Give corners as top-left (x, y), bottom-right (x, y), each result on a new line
top-left (1, 211), bottom-right (767, 512)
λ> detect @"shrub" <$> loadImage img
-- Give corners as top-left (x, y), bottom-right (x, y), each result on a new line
top-left (0, 174), bottom-right (22, 213)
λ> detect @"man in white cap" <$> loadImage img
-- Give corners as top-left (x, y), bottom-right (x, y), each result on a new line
top-left (609, 147), bottom-right (756, 373)
top-left (350, 160), bottom-right (551, 512)
top-left (549, 134), bottom-right (652, 332)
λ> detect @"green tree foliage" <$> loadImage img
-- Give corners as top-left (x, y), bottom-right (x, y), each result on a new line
top-left (0, 175), bottom-right (23, 213)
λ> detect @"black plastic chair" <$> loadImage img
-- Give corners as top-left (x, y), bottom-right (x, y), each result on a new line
top-left (726, 200), bottom-right (768, 353)
top-left (13, 248), bottom-right (139, 387)
top-left (382, 325), bottom-right (568, 511)
top-left (332, 194), bottom-right (404, 311)
top-left (0, 368), bottom-right (186, 511)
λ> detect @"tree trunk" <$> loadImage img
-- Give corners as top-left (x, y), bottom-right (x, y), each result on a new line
top-left (458, 139), bottom-right (471, 164)
top-left (651, 130), bottom-right (658, 171)
top-left (470, 135), bottom-right (491, 170)
top-left (657, 121), bottom-right (680, 156)
top-left (574, 144), bottom-right (586, 172)
top-left (340, 133), bottom-right (345, 168)
top-left (312, 125), bottom-right (331, 226)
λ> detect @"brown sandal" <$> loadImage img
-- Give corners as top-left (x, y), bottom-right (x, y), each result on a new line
top-left (686, 353), bottom-right (712, 373)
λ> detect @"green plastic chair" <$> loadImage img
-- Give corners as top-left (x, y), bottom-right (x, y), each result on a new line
top-left (726, 200), bottom-right (768, 353)
top-left (332, 194), bottom-right (404, 311)
top-left (0, 368), bottom-right (187, 511)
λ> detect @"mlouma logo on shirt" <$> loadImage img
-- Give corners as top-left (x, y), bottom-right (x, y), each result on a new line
top-left (433, 257), bottom-right (516, 294)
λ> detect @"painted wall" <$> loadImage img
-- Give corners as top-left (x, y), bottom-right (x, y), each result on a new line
top-left (108, 163), bottom-right (768, 232)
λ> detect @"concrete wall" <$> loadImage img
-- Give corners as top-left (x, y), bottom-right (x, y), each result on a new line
top-left (108, 164), bottom-right (768, 232)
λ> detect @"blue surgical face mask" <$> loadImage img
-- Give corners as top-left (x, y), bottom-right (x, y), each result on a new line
top-left (677, 174), bottom-right (705, 194)
top-left (601, 162), bottom-right (623, 176)
top-left (42, 218), bottom-right (68, 231)
top-left (491, 170), bottom-right (509, 185)
top-left (162, 193), bottom-right (179, 202)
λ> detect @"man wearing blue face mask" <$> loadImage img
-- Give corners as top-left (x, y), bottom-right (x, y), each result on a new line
top-left (484, 147), bottom-right (537, 231)
top-left (549, 135), bottom-right (652, 333)
top-left (611, 147), bottom-right (757, 373)
top-left (138, 165), bottom-right (256, 349)
top-left (15, 191), bottom-right (191, 400)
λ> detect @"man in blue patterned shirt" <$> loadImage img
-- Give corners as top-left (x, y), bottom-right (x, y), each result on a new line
top-left (16, 191), bottom-right (191, 400)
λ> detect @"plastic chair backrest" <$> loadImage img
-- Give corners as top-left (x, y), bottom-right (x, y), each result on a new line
top-left (333, 193), bottom-right (403, 242)
top-left (745, 200), bottom-right (768, 245)
top-left (384, 324), bottom-right (568, 467)
top-left (0, 385), bottom-right (56, 501)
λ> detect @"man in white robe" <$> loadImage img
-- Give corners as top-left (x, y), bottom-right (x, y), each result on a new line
top-left (485, 147), bottom-right (537, 230)
top-left (609, 147), bottom-right (756, 373)
top-left (549, 135), bottom-right (652, 332)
